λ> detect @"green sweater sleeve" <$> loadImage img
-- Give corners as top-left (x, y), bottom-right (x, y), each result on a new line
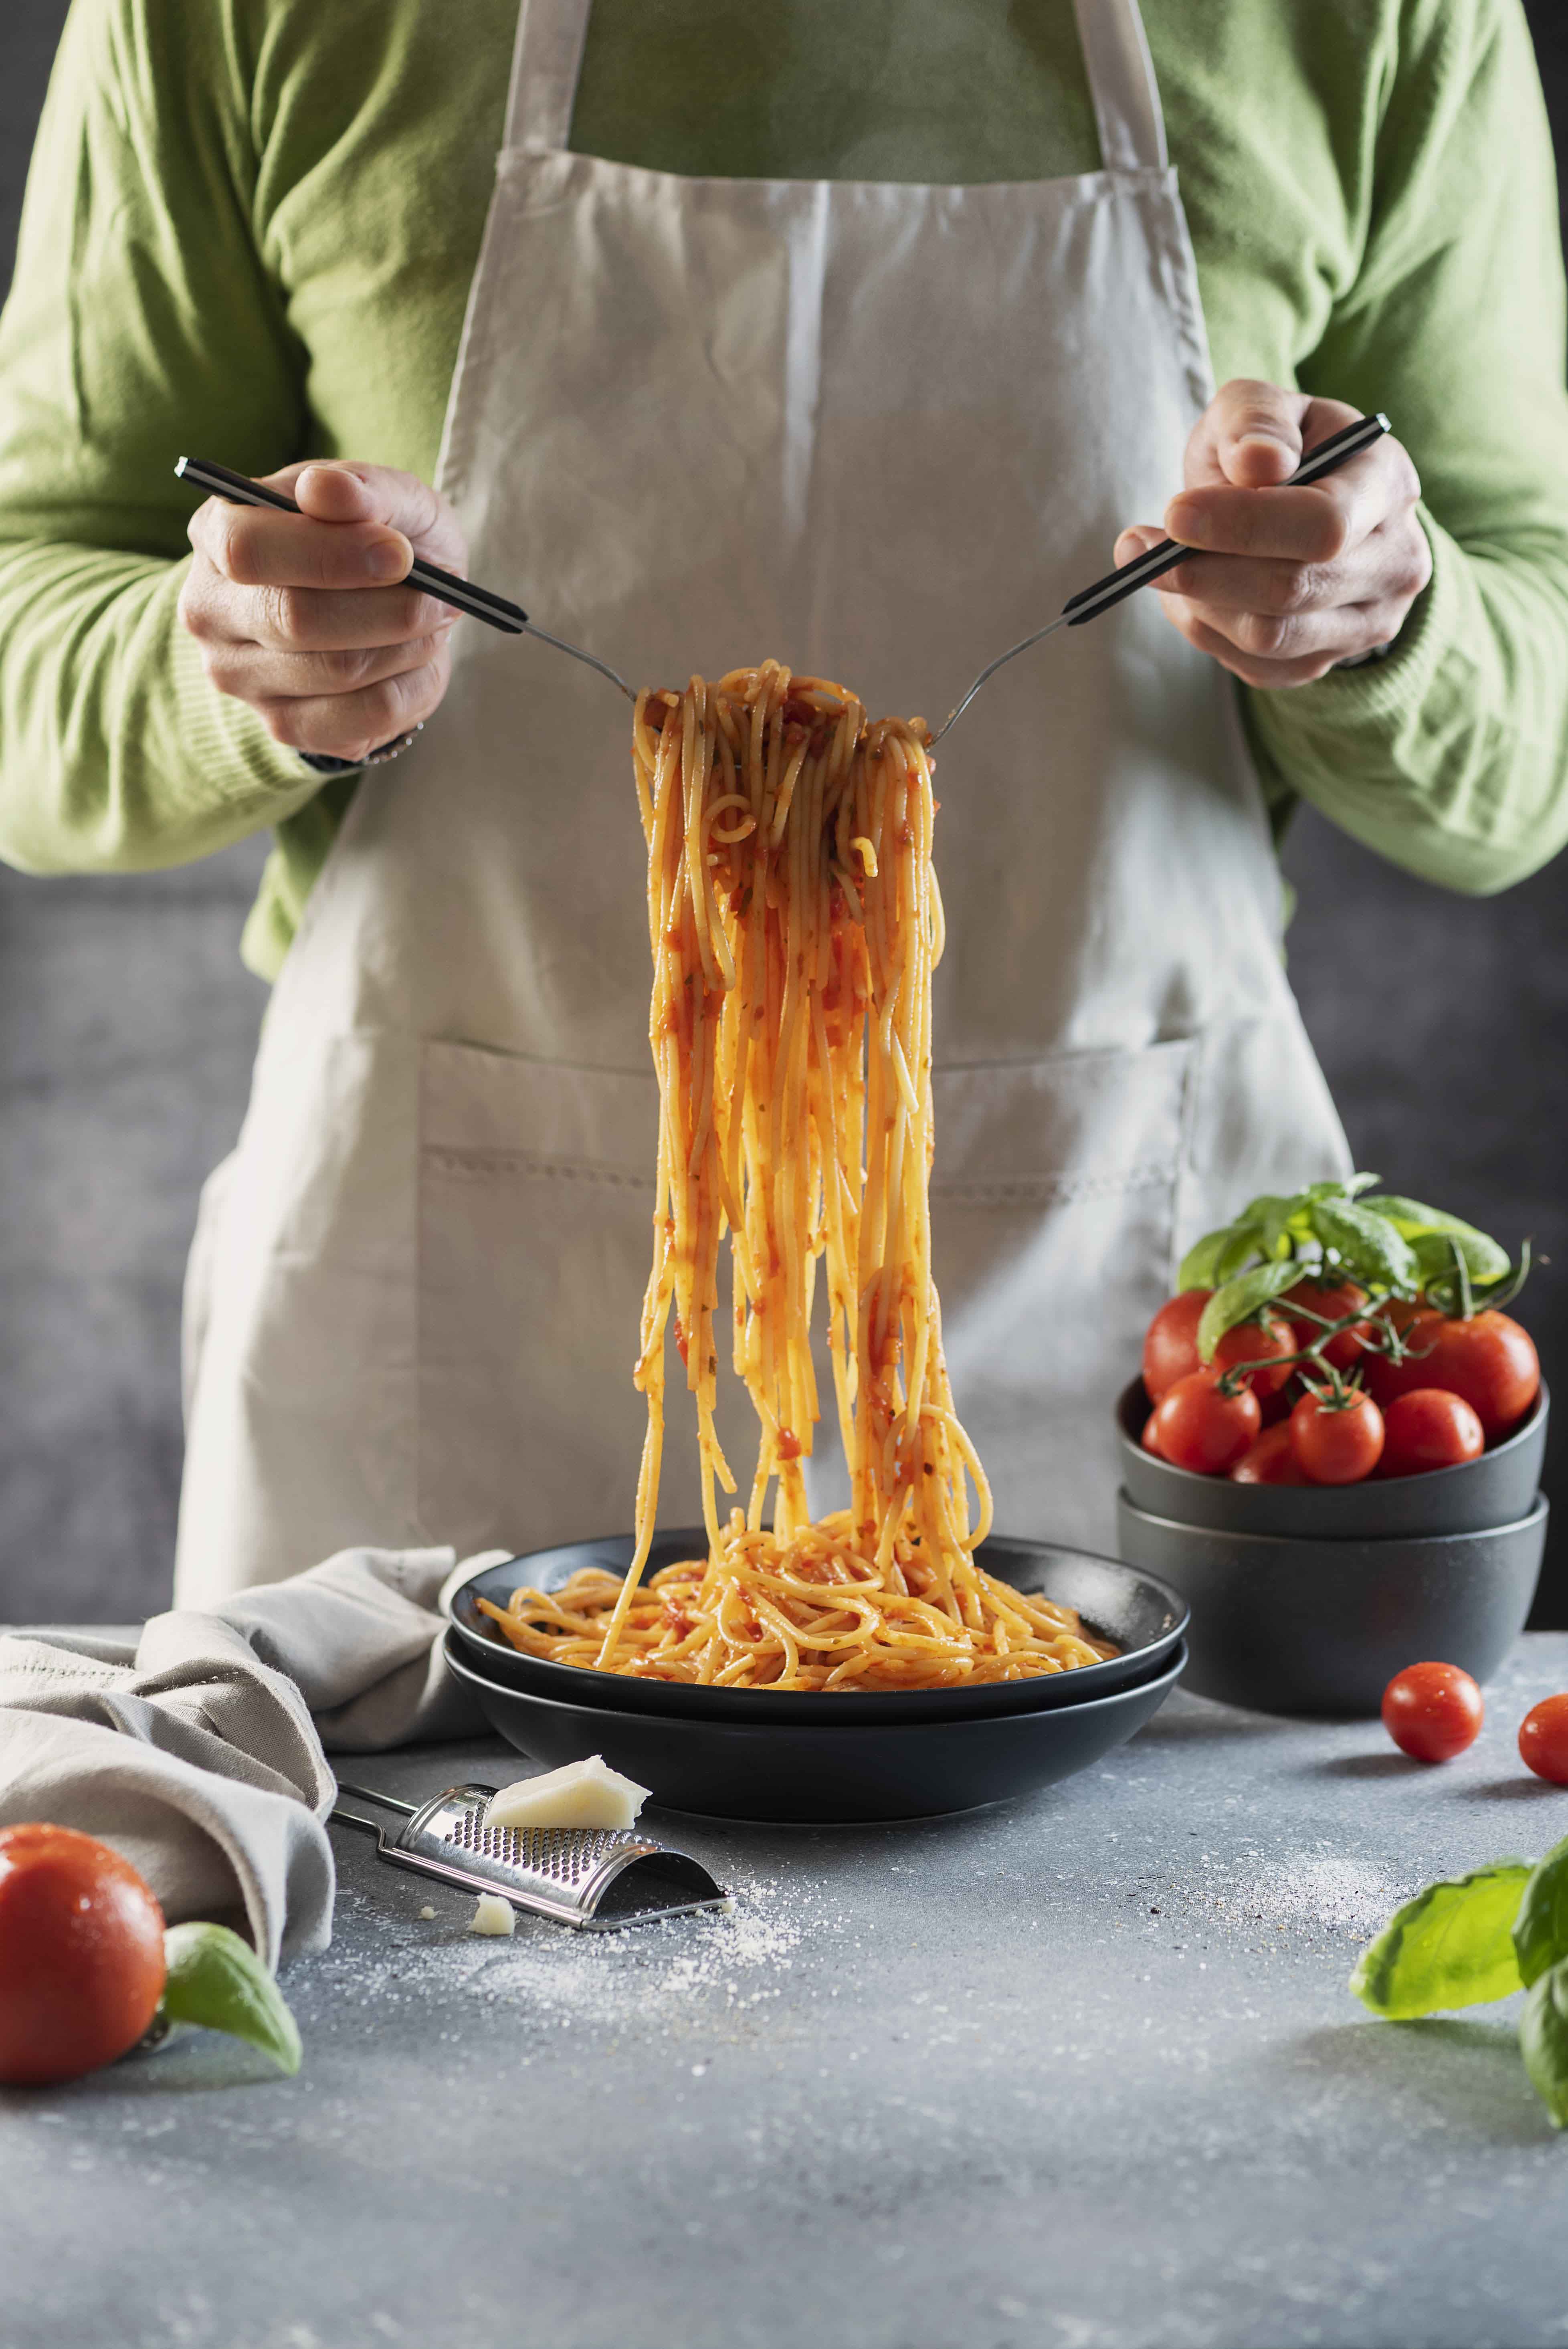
top-left (0, 0), bottom-right (322, 879)
top-left (1243, 0), bottom-right (1568, 897)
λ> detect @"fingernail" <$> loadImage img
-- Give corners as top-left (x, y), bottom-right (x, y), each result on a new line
top-left (1166, 496), bottom-right (1210, 548)
top-left (365, 537), bottom-right (407, 582)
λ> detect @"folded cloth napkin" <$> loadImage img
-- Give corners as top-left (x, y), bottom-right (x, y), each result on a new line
top-left (0, 1546), bottom-right (505, 1969)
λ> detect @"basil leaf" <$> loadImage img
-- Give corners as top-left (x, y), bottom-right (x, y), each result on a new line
top-left (1196, 1258), bottom-right (1302, 1362)
top-left (1344, 1171), bottom-right (1381, 1198)
top-left (1177, 1226), bottom-right (1241, 1292)
top-left (1309, 1197), bottom-right (1419, 1291)
top-left (160, 1921), bottom-right (303, 2076)
top-left (1513, 1835), bottom-right (1568, 1989)
top-left (1350, 1862), bottom-right (1531, 2019)
top-left (1363, 1196), bottom-right (1511, 1285)
top-left (1521, 1957), bottom-right (1568, 2130)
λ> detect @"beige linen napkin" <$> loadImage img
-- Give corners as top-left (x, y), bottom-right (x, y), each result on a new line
top-left (0, 1545), bottom-right (503, 1969)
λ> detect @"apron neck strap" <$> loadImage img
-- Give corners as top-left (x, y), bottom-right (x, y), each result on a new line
top-left (503, 0), bottom-right (1168, 174)
top-left (1072, 0), bottom-right (1169, 174)
top-left (505, 0), bottom-right (593, 151)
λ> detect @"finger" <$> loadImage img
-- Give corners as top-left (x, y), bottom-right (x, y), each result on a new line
top-left (189, 493), bottom-right (412, 591)
top-left (1185, 380), bottom-right (1318, 491)
top-left (289, 461), bottom-right (450, 553)
top-left (1166, 435), bottom-right (1417, 568)
top-left (257, 657), bottom-right (449, 764)
top-left (180, 563), bottom-right (453, 652)
top-left (1144, 514), bottom-right (1428, 618)
top-left (199, 631), bottom-right (453, 707)
top-left (1156, 591), bottom-right (1406, 687)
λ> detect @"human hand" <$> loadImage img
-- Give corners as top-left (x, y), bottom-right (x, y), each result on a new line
top-left (1113, 382), bottom-right (1431, 688)
top-left (179, 463), bottom-right (468, 762)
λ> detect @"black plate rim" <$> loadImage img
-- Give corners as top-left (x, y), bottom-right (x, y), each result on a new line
top-left (444, 1532), bottom-right (1190, 1723)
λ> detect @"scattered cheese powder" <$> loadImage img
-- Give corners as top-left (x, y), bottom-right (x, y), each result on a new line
top-left (469, 1894), bottom-right (515, 1937)
top-left (486, 1756), bottom-right (650, 1833)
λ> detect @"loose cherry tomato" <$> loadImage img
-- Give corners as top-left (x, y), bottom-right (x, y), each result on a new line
top-left (1140, 1412), bottom-right (1163, 1456)
top-left (1280, 1277), bottom-right (1374, 1373)
top-left (1382, 1662), bottom-right (1484, 1763)
top-left (1142, 1292), bottom-right (1295, 1404)
top-left (1229, 1422), bottom-right (1306, 1485)
top-left (1152, 1369), bottom-right (1261, 1474)
top-left (1378, 1388), bottom-right (1485, 1478)
top-left (1289, 1385), bottom-right (1384, 1484)
top-left (1518, 1695), bottom-right (1568, 1785)
top-left (0, 1824), bottom-right (166, 2086)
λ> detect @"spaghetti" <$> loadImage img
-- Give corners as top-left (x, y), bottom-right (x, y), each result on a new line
top-left (481, 665), bottom-right (1113, 1691)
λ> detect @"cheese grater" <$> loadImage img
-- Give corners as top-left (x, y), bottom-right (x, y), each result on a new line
top-left (331, 1780), bottom-right (728, 1931)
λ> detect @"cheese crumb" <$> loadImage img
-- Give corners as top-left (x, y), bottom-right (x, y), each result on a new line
top-left (487, 1755), bottom-right (651, 1833)
top-left (469, 1893), bottom-right (515, 1936)
top-left (418, 1906), bottom-right (436, 1921)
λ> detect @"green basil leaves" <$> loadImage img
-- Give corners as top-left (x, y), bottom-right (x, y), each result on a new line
top-left (1353, 1835), bottom-right (1568, 2129)
top-left (157, 1921), bottom-right (303, 2076)
top-left (1178, 1173), bottom-right (1514, 1312)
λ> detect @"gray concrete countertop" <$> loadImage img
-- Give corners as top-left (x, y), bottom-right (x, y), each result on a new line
top-left (9, 1635), bottom-right (1568, 2349)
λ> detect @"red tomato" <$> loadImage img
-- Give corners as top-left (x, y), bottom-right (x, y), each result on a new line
top-left (1361, 1300), bottom-right (1437, 1410)
top-left (1381, 1662), bottom-right (1484, 1763)
top-left (1229, 1422), bottom-right (1306, 1485)
top-left (1290, 1386), bottom-right (1384, 1484)
top-left (1142, 1292), bottom-right (1296, 1404)
top-left (1378, 1388), bottom-right (1485, 1478)
top-left (1140, 1412), bottom-right (1163, 1457)
top-left (0, 1824), bottom-right (166, 2086)
top-left (1403, 1311), bottom-right (1540, 1440)
top-left (1152, 1369), bottom-right (1261, 1474)
top-left (1518, 1695), bottom-right (1568, 1785)
top-left (1281, 1277), bottom-right (1374, 1373)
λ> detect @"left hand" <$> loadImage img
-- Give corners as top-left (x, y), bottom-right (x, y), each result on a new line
top-left (1113, 381), bottom-right (1432, 689)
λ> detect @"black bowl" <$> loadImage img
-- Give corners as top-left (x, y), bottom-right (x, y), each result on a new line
top-left (1114, 1487), bottom-right (1548, 1717)
top-left (1117, 1377), bottom-right (1549, 1539)
top-left (443, 1628), bottom-right (1188, 1822)
top-left (445, 1531), bottom-right (1188, 1723)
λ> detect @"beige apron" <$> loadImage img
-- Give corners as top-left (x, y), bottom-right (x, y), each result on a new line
top-left (174, 0), bottom-right (1349, 1603)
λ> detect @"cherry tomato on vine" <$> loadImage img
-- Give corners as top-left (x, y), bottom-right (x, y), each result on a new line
top-left (1289, 1385), bottom-right (1384, 1484)
top-left (1518, 1695), bottom-right (1568, 1785)
top-left (1142, 1292), bottom-right (1296, 1405)
top-left (1378, 1388), bottom-right (1485, 1479)
top-left (1280, 1276), bottom-right (1373, 1373)
top-left (1381, 1662), bottom-right (1484, 1764)
top-left (1229, 1422), bottom-right (1306, 1485)
top-left (1403, 1311), bottom-right (1540, 1440)
top-left (0, 1824), bottom-right (166, 2086)
top-left (1141, 1412), bottom-right (1163, 1456)
top-left (1152, 1369), bottom-right (1261, 1474)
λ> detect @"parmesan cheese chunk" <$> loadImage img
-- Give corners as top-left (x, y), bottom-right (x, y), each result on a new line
top-left (486, 1756), bottom-right (651, 1834)
top-left (469, 1893), bottom-right (515, 1936)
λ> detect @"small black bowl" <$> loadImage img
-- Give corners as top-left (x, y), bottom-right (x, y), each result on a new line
top-left (445, 1531), bottom-right (1188, 1724)
top-left (1114, 1487), bottom-right (1548, 1717)
top-left (443, 1628), bottom-right (1188, 1822)
top-left (1117, 1377), bottom-right (1548, 1539)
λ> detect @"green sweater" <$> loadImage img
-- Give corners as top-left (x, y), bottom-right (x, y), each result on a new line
top-left (2, 0), bottom-right (1566, 980)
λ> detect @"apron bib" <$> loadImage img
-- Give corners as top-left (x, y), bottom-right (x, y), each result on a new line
top-left (175, 0), bottom-right (1348, 1603)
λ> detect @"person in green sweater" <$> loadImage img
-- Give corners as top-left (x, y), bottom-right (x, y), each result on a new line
top-left (1, 0), bottom-right (1565, 1595)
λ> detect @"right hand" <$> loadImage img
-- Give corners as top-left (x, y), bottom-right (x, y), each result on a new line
top-left (179, 462), bottom-right (468, 764)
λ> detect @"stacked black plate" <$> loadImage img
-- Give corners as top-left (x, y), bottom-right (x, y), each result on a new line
top-left (443, 1532), bottom-right (1188, 1822)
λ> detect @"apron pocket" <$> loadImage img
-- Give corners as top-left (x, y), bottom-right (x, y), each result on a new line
top-left (418, 1040), bottom-right (718, 1559)
top-left (928, 1040), bottom-right (1196, 1555)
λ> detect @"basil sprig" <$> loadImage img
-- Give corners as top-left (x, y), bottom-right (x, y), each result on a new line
top-left (1178, 1173), bottom-right (1518, 1362)
top-left (1352, 1834), bottom-right (1568, 2130)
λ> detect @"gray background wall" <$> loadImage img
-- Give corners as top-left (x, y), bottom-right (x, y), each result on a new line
top-left (2, 2), bottom-right (1566, 1624)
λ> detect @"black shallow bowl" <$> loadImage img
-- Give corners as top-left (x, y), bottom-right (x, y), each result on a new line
top-left (1117, 1376), bottom-right (1548, 1539)
top-left (446, 1531), bottom-right (1188, 1724)
top-left (444, 1628), bottom-right (1188, 1822)
top-left (1115, 1487), bottom-right (1548, 1718)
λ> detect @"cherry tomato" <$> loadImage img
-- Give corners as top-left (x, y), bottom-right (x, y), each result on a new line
top-left (1518, 1695), bottom-right (1568, 1785)
top-left (1229, 1422), bottom-right (1306, 1485)
top-left (1378, 1388), bottom-right (1485, 1478)
top-left (1402, 1311), bottom-right (1540, 1441)
top-left (1140, 1412), bottom-right (1163, 1456)
top-left (1280, 1277), bottom-right (1374, 1373)
top-left (0, 1824), bottom-right (166, 2086)
top-left (1361, 1299), bottom-right (1436, 1410)
top-left (1381, 1662), bottom-right (1484, 1763)
top-left (1142, 1292), bottom-right (1296, 1404)
top-left (1290, 1386), bottom-right (1384, 1484)
top-left (1152, 1369), bottom-right (1261, 1474)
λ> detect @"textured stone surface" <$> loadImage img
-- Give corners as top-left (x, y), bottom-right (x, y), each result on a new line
top-left (6, 1638), bottom-right (1568, 2349)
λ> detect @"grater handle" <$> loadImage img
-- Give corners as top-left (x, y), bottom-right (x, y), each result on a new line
top-left (333, 1779), bottom-right (419, 1819)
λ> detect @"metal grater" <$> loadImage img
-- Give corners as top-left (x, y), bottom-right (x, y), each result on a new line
top-left (330, 1781), bottom-right (728, 1931)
